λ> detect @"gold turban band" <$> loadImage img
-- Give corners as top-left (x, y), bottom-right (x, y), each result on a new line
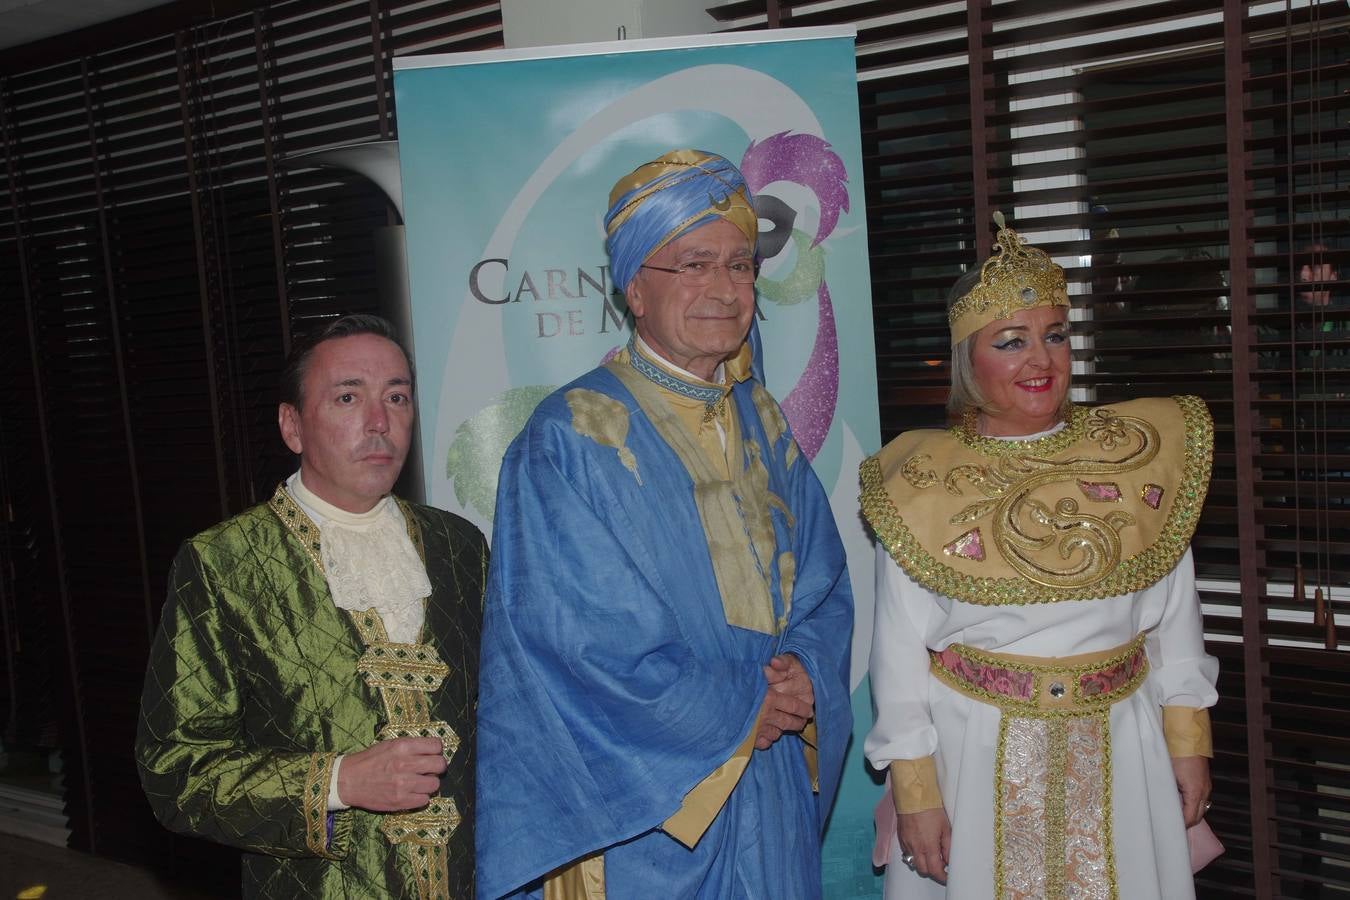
top-left (948, 213), bottom-right (1071, 346)
top-left (603, 149), bottom-right (757, 293)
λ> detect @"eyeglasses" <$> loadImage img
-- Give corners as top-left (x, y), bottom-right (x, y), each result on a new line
top-left (640, 259), bottom-right (759, 286)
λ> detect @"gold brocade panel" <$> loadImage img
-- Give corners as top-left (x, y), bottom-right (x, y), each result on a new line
top-left (997, 714), bottom-right (1115, 900)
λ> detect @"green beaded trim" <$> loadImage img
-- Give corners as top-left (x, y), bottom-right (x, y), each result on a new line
top-left (860, 395), bottom-right (1214, 605)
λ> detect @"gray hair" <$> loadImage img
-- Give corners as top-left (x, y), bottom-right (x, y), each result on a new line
top-left (945, 268), bottom-right (1072, 421)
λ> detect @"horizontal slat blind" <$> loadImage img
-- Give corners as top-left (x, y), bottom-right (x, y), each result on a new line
top-left (719, 1), bottom-right (1348, 896)
top-left (1240, 2), bottom-right (1349, 893)
top-left (0, 0), bottom-right (503, 877)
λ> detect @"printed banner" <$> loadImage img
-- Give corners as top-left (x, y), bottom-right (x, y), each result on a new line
top-left (394, 28), bottom-right (883, 897)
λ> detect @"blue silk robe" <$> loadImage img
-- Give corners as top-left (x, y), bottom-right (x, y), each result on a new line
top-left (476, 353), bottom-right (853, 899)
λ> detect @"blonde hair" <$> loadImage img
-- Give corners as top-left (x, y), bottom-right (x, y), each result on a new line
top-left (946, 270), bottom-right (987, 420)
top-left (945, 268), bottom-right (1072, 422)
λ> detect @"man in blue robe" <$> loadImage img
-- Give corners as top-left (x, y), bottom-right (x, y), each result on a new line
top-left (476, 149), bottom-right (853, 899)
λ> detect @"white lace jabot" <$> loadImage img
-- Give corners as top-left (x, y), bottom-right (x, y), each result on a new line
top-left (286, 473), bottom-right (431, 644)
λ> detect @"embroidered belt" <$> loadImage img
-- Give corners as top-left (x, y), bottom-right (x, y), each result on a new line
top-left (929, 633), bottom-right (1148, 716)
top-left (929, 635), bottom-right (1149, 900)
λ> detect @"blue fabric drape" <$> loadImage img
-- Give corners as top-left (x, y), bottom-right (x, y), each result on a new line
top-left (476, 365), bottom-right (852, 899)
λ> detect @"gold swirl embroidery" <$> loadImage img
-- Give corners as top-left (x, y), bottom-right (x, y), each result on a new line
top-left (858, 396), bottom-right (1214, 605)
top-left (900, 454), bottom-right (938, 489)
top-left (940, 411), bottom-right (1159, 589)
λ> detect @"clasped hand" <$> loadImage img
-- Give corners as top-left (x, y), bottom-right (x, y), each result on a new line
top-left (756, 653), bottom-right (814, 750)
top-left (337, 736), bottom-right (446, 812)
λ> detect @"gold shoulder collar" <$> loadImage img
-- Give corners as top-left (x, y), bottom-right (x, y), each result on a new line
top-left (859, 396), bottom-right (1213, 605)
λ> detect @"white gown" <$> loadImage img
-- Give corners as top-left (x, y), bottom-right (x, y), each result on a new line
top-left (864, 540), bottom-right (1219, 900)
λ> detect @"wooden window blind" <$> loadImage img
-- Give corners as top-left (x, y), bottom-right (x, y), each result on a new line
top-left (0, 0), bottom-right (503, 881)
top-left (716, 1), bottom-right (1348, 895)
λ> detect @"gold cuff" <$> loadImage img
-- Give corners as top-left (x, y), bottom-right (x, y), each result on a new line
top-left (890, 756), bottom-right (943, 814)
top-left (1163, 706), bottom-right (1213, 758)
top-left (662, 707), bottom-right (761, 848)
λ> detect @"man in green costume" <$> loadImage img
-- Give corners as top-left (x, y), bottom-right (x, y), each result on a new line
top-left (137, 314), bottom-right (487, 899)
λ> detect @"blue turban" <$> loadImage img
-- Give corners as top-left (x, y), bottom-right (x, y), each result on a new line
top-left (604, 149), bottom-right (757, 294)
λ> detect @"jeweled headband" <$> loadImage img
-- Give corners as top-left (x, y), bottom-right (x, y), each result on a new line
top-left (949, 212), bottom-right (1070, 346)
top-left (604, 149), bottom-right (757, 294)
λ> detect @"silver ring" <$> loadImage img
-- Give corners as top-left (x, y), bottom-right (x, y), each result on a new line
top-left (1203, 800), bottom-right (1213, 813)
top-left (900, 852), bottom-right (916, 869)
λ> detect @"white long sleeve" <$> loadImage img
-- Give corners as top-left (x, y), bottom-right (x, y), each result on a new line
top-left (1144, 548), bottom-right (1220, 709)
top-left (864, 545), bottom-right (939, 768)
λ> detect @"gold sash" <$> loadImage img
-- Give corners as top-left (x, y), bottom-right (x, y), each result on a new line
top-left (860, 396), bottom-right (1213, 605)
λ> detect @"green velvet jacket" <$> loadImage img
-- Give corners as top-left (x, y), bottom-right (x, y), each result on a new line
top-left (137, 486), bottom-right (487, 898)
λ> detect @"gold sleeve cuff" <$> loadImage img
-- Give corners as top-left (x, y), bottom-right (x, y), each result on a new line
top-left (801, 719), bottom-right (819, 792)
top-left (1163, 706), bottom-right (1213, 758)
top-left (890, 756), bottom-right (943, 814)
top-left (303, 752), bottom-right (348, 859)
top-left (662, 706), bottom-right (761, 848)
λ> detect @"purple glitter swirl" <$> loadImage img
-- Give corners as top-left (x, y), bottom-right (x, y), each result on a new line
top-left (781, 282), bottom-right (839, 460)
top-left (739, 132), bottom-right (850, 248)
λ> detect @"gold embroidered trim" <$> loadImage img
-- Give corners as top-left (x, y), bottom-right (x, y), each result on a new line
top-left (267, 485), bottom-right (428, 577)
top-left (380, 798), bottom-right (461, 846)
top-left (303, 752), bottom-right (339, 858)
top-left (900, 454), bottom-right (939, 489)
top-left (382, 800), bottom-right (460, 900)
top-left (994, 713), bottom-right (1116, 899)
top-left (266, 484), bottom-right (453, 895)
top-left (379, 719), bottom-right (461, 761)
top-left (1044, 716), bottom-right (1067, 898)
top-left (609, 360), bottom-right (785, 635)
top-left (930, 634), bottom-right (1148, 717)
top-left (356, 641), bottom-right (450, 693)
top-left (957, 404), bottom-right (1090, 458)
top-left (860, 396), bottom-right (1212, 605)
top-left (1103, 715), bottom-right (1117, 895)
top-left (346, 605), bottom-right (456, 897)
top-left (270, 488), bottom-right (325, 573)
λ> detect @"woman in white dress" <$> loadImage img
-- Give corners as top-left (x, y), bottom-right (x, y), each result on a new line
top-left (861, 217), bottom-right (1218, 900)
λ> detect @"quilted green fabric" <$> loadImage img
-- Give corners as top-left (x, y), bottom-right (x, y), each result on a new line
top-left (137, 490), bottom-right (487, 898)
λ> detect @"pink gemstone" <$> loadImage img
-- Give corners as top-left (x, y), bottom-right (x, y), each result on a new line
top-left (1142, 484), bottom-right (1164, 510)
top-left (1078, 480), bottom-right (1123, 502)
top-left (944, 527), bottom-right (986, 562)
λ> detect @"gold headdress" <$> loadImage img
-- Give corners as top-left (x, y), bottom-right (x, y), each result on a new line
top-left (948, 212), bottom-right (1070, 345)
